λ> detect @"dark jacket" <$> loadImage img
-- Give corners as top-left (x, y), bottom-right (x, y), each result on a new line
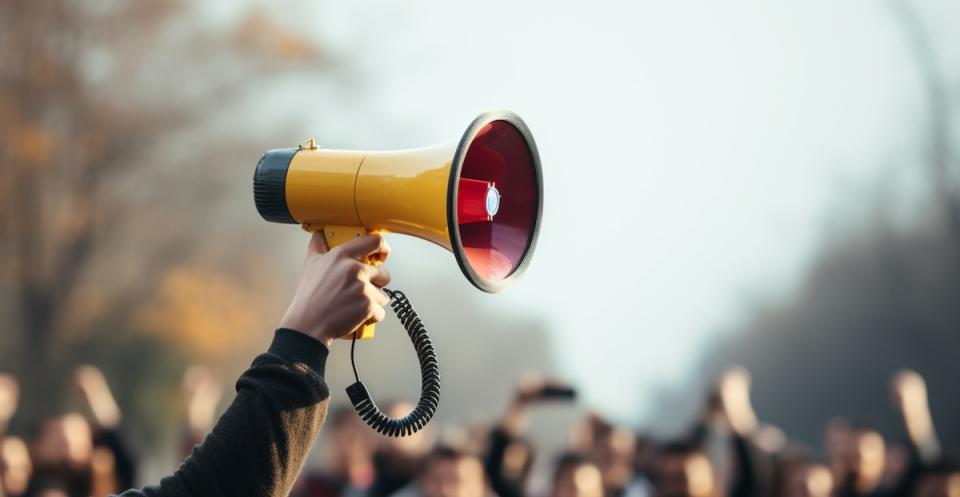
top-left (118, 329), bottom-right (331, 497)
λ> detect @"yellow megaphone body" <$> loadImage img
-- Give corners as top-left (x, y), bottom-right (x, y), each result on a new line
top-left (253, 110), bottom-right (543, 339)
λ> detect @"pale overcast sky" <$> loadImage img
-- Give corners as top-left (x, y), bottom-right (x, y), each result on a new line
top-left (208, 0), bottom-right (959, 422)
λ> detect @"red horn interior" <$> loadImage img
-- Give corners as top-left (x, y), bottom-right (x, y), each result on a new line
top-left (456, 120), bottom-right (538, 283)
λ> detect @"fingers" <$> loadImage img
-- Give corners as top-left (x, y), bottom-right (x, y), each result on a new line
top-left (368, 301), bottom-right (386, 323)
top-left (347, 265), bottom-right (390, 328)
top-left (74, 364), bottom-right (109, 395)
top-left (361, 276), bottom-right (389, 327)
top-left (364, 282), bottom-right (390, 307)
top-left (307, 231), bottom-right (329, 256)
top-left (352, 291), bottom-right (387, 335)
top-left (337, 234), bottom-right (390, 262)
top-left (0, 373), bottom-right (18, 395)
top-left (367, 265), bottom-right (391, 288)
top-left (892, 369), bottom-right (925, 393)
top-left (0, 373), bottom-right (19, 419)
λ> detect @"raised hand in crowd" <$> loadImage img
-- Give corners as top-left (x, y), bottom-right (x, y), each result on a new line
top-left (891, 370), bottom-right (940, 464)
top-left (551, 452), bottom-right (605, 497)
top-left (717, 368), bottom-right (757, 439)
top-left (74, 365), bottom-right (122, 430)
top-left (570, 415), bottom-right (640, 497)
top-left (0, 373), bottom-right (30, 497)
top-left (0, 375), bottom-right (18, 436)
top-left (369, 401), bottom-right (437, 497)
top-left (486, 375), bottom-right (575, 497)
top-left (0, 435), bottom-right (31, 497)
top-left (181, 365), bottom-right (223, 456)
top-left (417, 446), bottom-right (487, 497)
top-left (653, 441), bottom-right (716, 497)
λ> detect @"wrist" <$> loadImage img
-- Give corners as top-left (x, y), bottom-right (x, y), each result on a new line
top-left (501, 405), bottom-right (530, 436)
top-left (270, 329), bottom-right (331, 377)
top-left (90, 397), bottom-right (122, 429)
top-left (278, 312), bottom-right (335, 348)
top-left (282, 325), bottom-right (334, 349)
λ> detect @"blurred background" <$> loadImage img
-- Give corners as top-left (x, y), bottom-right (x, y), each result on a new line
top-left (2, 0), bottom-right (960, 495)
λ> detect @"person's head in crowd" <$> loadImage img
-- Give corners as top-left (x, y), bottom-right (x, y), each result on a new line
top-left (1, 436), bottom-right (32, 497)
top-left (550, 452), bottom-right (604, 497)
top-left (825, 418), bottom-right (852, 480)
top-left (27, 413), bottom-right (94, 497)
top-left (776, 451), bottom-right (834, 497)
top-left (419, 445), bottom-right (486, 497)
top-left (377, 401), bottom-right (435, 461)
top-left (836, 422), bottom-right (886, 494)
top-left (570, 415), bottom-right (609, 454)
top-left (368, 401), bottom-right (437, 497)
top-left (633, 435), bottom-right (656, 479)
top-left (30, 414), bottom-right (93, 472)
top-left (912, 458), bottom-right (960, 497)
top-left (783, 463), bottom-right (833, 497)
top-left (328, 406), bottom-right (375, 485)
top-left (883, 444), bottom-right (912, 488)
top-left (653, 441), bottom-right (715, 497)
top-left (453, 421), bottom-right (494, 457)
top-left (594, 425), bottom-right (637, 496)
top-left (296, 409), bottom-right (375, 497)
top-left (570, 414), bottom-right (637, 494)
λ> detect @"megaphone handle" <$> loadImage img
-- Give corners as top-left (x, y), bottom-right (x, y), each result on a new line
top-left (302, 223), bottom-right (379, 340)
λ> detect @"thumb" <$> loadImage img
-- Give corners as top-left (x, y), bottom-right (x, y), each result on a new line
top-left (307, 231), bottom-right (329, 256)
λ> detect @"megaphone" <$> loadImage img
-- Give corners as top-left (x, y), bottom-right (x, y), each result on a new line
top-left (252, 110), bottom-right (542, 436)
top-left (254, 110), bottom-right (542, 299)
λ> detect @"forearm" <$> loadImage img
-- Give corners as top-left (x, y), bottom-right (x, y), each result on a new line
top-left (904, 412), bottom-right (941, 464)
top-left (484, 427), bottom-right (526, 497)
top-left (892, 370), bottom-right (940, 465)
top-left (119, 329), bottom-right (331, 497)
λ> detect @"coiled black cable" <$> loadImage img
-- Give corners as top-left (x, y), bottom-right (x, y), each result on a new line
top-left (346, 288), bottom-right (440, 437)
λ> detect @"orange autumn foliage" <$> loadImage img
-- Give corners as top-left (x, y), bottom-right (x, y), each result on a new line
top-left (133, 263), bottom-right (281, 360)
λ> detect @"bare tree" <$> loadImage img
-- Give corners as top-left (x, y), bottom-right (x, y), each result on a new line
top-left (0, 0), bottom-right (334, 420)
top-left (888, 0), bottom-right (960, 252)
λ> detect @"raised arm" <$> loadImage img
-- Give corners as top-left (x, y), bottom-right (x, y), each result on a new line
top-left (886, 369), bottom-right (941, 497)
top-left (180, 365), bottom-right (224, 459)
top-left (120, 232), bottom-right (392, 497)
top-left (0, 374), bottom-right (19, 436)
top-left (717, 367), bottom-right (778, 497)
top-left (485, 375), bottom-right (572, 497)
top-left (891, 369), bottom-right (940, 463)
top-left (74, 364), bottom-right (139, 493)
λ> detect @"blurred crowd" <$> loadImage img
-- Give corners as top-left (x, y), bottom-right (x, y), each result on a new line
top-left (0, 366), bottom-right (955, 497)
top-left (0, 365), bottom-right (222, 497)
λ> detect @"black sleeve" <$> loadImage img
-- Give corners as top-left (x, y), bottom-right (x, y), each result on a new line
top-left (889, 442), bottom-right (940, 497)
top-left (483, 427), bottom-right (526, 497)
top-left (728, 434), bottom-right (758, 497)
top-left (118, 329), bottom-right (331, 497)
top-left (888, 419), bottom-right (943, 497)
top-left (94, 427), bottom-right (137, 491)
top-left (728, 434), bottom-right (775, 497)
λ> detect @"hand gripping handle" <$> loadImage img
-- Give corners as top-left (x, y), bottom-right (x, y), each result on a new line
top-left (303, 224), bottom-right (380, 340)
